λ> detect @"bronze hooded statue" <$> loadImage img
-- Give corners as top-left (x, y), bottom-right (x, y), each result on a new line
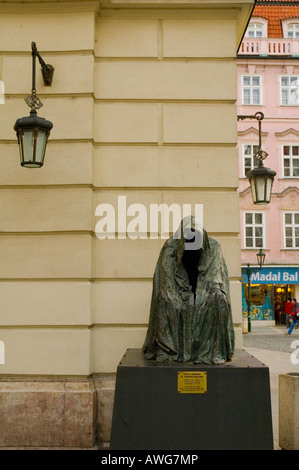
top-left (142, 216), bottom-right (235, 364)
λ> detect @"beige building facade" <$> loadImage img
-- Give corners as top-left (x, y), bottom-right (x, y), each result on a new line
top-left (0, 0), bottom-right (254, 448)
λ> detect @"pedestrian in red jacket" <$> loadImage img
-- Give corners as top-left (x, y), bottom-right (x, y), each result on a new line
top-left (285, 299), bottom-right (299, 336)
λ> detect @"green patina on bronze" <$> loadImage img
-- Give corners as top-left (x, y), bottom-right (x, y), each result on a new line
top-left (143, 217), bottom-right (235, 364)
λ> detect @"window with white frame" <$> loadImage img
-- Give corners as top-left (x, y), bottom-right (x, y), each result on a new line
top-left (280, 76), bottom-right (299, 106)
top-left (242, 75), bottom-right (262, 105)
top-left (287, 23), bottom-right (299, 38)
top-left (282, 145), bottom-right (299, 177)
top-left (244, 212), bottom-right (264, 248)
top-left (243, 144), bottom-right (260, 177)
top-left (247, 23), bottom-right (263, 38)
top-left (284, 212), bottom-right (299, 248)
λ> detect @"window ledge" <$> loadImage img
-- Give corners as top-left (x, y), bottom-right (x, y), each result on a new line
top-left (242, 248), bottom-right (269, 251)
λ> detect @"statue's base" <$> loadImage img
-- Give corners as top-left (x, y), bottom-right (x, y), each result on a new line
top-left (110, 348), bottom-right (273, 450)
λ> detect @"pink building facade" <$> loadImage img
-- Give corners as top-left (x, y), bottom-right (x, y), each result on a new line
top-left (237, 0), bottom-right (299, 325)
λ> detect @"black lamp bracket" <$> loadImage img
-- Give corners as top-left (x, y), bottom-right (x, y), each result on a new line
top-left (237, 111), bottom-right (264, 122)
top-left (25, 42), bottom-right (54, 112)
top-left (237, 111), bottom-right (268, 164)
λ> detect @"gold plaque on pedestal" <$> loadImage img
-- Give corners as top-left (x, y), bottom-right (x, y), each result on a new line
top-left (178, 371), bottom-right (207, 394)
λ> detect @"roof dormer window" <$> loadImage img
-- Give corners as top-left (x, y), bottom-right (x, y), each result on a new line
top-left (287, 23), bottom-right (299, 38)
top-left (247, 23), bottom-right (263, 38)
top-left (282, 20), bottom-right (299, 38)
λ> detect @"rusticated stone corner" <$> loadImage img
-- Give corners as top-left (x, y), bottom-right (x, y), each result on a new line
top-left (0, 379), bottom-right (96, 448)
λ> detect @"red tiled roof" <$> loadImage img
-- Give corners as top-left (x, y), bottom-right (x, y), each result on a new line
top-left (253, 3), bottom-right (299, 37)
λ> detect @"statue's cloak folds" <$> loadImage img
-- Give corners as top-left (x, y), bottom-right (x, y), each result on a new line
top-left (143, 218), bottom-right (235, 364)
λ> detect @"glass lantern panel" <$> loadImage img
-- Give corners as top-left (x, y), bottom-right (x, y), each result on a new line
top-left (21, 129), bottom-right (47, 167)
top-left (265, 177), bottom-right (273, 203)
top-left (250, 179), bottom-right (257, 203)
top-left (22, 130), bottom-right (34, 163)
top-left (254, 176), bottom-right (266, 203)
top-left (35, 130), bottom-right (47, 164)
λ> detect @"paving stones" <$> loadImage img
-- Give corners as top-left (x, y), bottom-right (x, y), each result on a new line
top-left (243, 325), bottom-right (299, 353)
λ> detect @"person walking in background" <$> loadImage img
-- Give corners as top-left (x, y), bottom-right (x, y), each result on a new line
top-left (285, 298), bottom-right (293, 328)
top-left (285, 299), bottom-right (299, 336)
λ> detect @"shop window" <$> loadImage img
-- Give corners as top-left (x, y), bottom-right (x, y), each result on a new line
top-left (275, 285), bottom-right (296, 325)
top-left (280, 76), bottom-right (299, 106)
top-left (244, 212), bottom-right (265, 248)
top-left (243, 143), bottom-right (260, 177)
top-left (242, 284), bottom-right (274, 321)
top-left (283, 145), bottom-right (299, 177)
top-left (284, 212), bottom-right (299, 248)
top-left (242, 75), bottom-right (262, 105)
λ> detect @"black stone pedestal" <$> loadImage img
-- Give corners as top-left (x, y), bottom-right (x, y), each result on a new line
top-left (110, 349), bottom-right (273, 450)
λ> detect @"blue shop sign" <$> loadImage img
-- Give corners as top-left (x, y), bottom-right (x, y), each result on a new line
top-left (241, 267), bottom-right (299, 284)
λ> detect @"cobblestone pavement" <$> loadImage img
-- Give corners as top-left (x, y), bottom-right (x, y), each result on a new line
top-left (242, 323), bottom-right (299, 451)
top-left (243, 323), bottom-right (299, 353)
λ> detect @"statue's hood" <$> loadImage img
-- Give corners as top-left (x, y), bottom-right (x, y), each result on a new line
top-left (173, 216), bottom-right (210, 270)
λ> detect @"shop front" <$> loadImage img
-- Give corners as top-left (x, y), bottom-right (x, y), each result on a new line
top-left (241, 266), bottom-right (299, 325)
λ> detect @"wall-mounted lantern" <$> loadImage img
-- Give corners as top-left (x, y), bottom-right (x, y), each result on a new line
top-left (256, 248), bottom-right (266, 270)
top-left (238, 112), bottom-right (276, 204)
top-left (14, 42), bottom-right (54, 168)
top-left (245, 248), bottom-right (266, 332)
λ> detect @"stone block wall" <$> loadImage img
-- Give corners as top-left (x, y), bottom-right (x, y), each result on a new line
top-left (0, 0), bottom-right (254, 448)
